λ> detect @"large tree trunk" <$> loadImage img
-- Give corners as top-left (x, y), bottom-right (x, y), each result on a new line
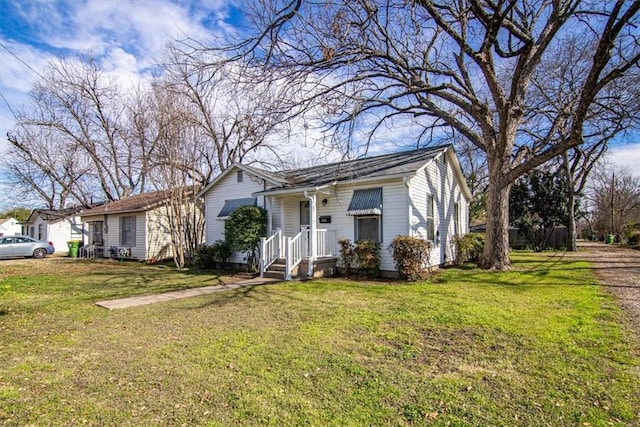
top-left (479, 155), bottom-right (512, 270)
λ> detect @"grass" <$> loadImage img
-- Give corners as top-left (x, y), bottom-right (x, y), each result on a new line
top-left (1, 253), bottom-right (639, 426)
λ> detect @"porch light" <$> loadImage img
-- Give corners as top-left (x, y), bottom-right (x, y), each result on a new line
top-left (322, 198), bottom-right (328, 206)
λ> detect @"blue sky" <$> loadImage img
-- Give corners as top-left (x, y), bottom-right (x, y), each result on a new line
top-left (0, 0), bottom-right (638, 210)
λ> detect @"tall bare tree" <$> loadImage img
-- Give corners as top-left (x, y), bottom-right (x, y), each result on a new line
top-left (6, 56), bottom-right (152, 207)
top-left (588, 163), bottom-right (640, 240)
top-left (526, 34), bottom-right (640, 251)
top-left (212, 0), bottom-right (639, 269)
top-left (141, 84), bottom-right (207, 268)
top-left (161, 45), bottom-right (299, 173)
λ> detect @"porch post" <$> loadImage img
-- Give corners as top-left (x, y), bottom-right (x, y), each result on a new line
top-left (266, 196), bottom-right (272, 235)
top-left (285, 237), bottom-right (292, 280)
top-left (305, 191), bottom-right (317, 277)
top-left (259, 237), bottom-right (266, 277)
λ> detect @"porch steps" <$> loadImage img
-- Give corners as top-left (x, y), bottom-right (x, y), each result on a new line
top-left (262, 258), bottom-right (299, 280)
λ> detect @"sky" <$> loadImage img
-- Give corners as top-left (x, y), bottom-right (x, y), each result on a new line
top-left (0, 0), bottom-right (639, 210)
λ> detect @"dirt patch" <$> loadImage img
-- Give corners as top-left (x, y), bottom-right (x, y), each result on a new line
top-left (569, 241), bottom-right (640, 337)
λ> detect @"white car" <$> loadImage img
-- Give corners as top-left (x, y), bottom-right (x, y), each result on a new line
top-left (0, 236), bottom-right (55, 259)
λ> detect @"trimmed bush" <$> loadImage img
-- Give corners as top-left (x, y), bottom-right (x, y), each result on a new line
top-left (224, 205), bottom-right (267, 272)
top-left (338, 238), bottom-right (381, 278)
top-left (354, 239), bottom-right (381, 278)
top-left (194, 240), bottom-right (233, 269)
top-left (389, 236), bottom-right (431, 281)
top-left (452, 233), bottom-right (485, 266)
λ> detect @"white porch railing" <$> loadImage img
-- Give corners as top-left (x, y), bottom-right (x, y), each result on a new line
top-left (79, 245), bottom-right (103, 259)
top-left (285, 231), bottom-right (304, 280)
top-left (316, 229), bottom-right (338, 257)
top-left (260, 229), bottom-right (338, 279)
top-left (260, 229), bottom-right (282, 277)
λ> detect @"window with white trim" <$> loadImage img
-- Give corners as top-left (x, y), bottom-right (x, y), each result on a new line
top-left (426, 195), bottom-right (435, 241)
top-left (454, 203), bottom-right (460, 236)
top-left (120, 216), bottom-right (136, 246)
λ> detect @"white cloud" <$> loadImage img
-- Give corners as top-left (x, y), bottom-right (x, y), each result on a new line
top-left (607, 143), bottom-right (640, 177)
top-left (0, 39), bottom-right (52, 92)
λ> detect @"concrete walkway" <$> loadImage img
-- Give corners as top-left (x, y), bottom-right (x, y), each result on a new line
top-left (95, 276), bottom-right (282, 310)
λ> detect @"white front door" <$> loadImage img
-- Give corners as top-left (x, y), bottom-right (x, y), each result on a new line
top-left (300, 200), bottom-right (311, 256)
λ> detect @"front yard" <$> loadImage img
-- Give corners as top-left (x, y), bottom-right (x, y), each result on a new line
top-left (1, 254), bottom-right (639, 426)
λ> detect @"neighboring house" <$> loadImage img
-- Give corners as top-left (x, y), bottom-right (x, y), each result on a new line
top-left (0, 217), bottom-right (22, 237)
top-left (80, 189), bottom-right (201, 261)
top-left (198, 144), bottom-right (472, 278)
top-left (22, 208), bottom-right (87, 253)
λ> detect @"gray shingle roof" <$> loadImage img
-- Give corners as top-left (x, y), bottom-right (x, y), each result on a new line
top-left (24, 206), bottom-right (88, 223)
top-left (264, 144), bottom-right (450, 190)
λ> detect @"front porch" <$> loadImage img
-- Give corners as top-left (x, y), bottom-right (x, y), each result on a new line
top-left (260, 228), bottom-right (338, 280)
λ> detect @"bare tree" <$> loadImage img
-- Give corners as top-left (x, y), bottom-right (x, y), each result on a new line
top-left (588, 163), bottom-right (640, 241)
top-left (134, 83), bottom-right (207, 268)
top-left (160, 45), bottom-right (300, 173)
top-left (6, 56), bottom-right (152, 207)
top-left (526, 34), bottom-right (640, 251)
top-left (210, 0), bottom-right (639, 269)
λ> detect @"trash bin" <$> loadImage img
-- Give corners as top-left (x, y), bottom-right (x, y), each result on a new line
top-left (67, 240), bottom-right (81, 258)
top-left (607, 234), bottom-right (615, 244)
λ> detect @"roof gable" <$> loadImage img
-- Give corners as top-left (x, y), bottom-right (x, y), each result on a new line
top-left (196, 164), bottom-right (286, 198)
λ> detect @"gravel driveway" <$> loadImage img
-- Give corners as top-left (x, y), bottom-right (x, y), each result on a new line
top-left (571, 241), bottom-right (640, 337)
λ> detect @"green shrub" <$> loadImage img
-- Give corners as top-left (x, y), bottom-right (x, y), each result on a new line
top-left (452, 233), bottom-right (485, 266)
top-left (338, 238), bottom-right (381, 277)
top-left (224, 205), bottom-right (267, 272)
top-left (194, 240), bottom-right (233, 269)
top-left (388, 236), bottom-right (431, 281)
top-left (354, 240), bottom-right (381, 278)
top-left (194, 245), bottom-right (216, 269)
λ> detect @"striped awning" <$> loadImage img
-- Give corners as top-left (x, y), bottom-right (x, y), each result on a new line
top-left (347, 188), bottom-right (382, 216)
top-left (217, 197), bottom-right (257, 218)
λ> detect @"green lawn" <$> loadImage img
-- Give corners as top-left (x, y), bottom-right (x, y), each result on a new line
top-left (1, 254), bottom-right (638, 426)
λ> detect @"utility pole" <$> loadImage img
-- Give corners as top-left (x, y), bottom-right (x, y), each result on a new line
top-left (610, 173), bottom-right (615, 235)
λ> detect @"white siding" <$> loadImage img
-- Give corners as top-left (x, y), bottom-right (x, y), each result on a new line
top-left (408, 150), bottom-right (470, 265)
top-left (145, 206), bottom-right (174, 261)
top-left (97, 212), bottom-right (146, 260)
top-left (0, 218), bottom-right (22, 236)
top-left (270, 179), bottom-right (409, 272)
top-left (203, 167), bottom-right (274, 264)
top-left (27, 214), bottom-right (86, 253)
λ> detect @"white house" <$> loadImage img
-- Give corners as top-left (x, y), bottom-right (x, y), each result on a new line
top-left (198, 144), bottom-right (472, 278)
top-left (0, 217), bottom-right (22, 237)
top-left (22, 208), bottom-right (87, 253)
top-left (80, 189), bottom-right (201, 261)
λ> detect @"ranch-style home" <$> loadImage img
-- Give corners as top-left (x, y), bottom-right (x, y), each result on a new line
top-left (0, 217), bottom-right (21, 237)
top-left (22, 207), bottom-right (87, 253)
top-left (80, 189), bottom-right (201, 261)
top-left (198, 144), bottom-right (472, 279)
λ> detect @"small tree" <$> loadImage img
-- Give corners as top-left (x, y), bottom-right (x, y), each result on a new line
top-left (224, 205), bottom-right (267, 272)
top-left (509, 170), bottom-right (570, 252)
